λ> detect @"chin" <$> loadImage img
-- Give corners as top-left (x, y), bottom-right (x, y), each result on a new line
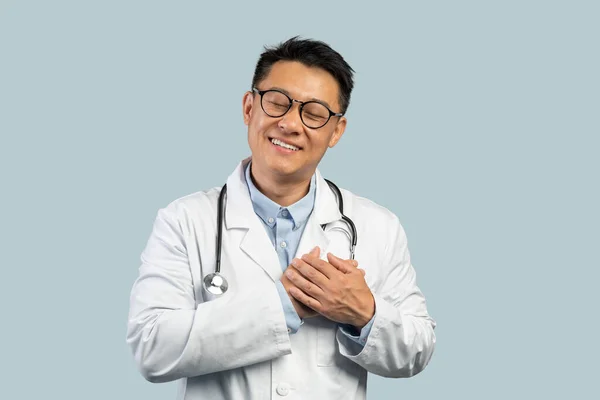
top-left (265, 157), bottom-right (301, 176)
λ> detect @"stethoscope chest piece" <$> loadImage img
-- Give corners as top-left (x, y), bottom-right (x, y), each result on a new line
top-left (203, 272), bottom-right (229, 295)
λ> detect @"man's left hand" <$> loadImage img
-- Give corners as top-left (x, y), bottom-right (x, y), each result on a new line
top-left (286, 248), bottom-right (375, 329)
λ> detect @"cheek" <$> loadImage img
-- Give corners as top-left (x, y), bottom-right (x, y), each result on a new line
top-left (317, 131), bottom-right (337, 148)
top-left (252, 115), bottom-right (279, 136)
top-left (255, 117), bottom-right (270, 131)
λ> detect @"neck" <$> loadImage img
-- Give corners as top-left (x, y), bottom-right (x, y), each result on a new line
top-left (249, 163), bottom-right (312, 207)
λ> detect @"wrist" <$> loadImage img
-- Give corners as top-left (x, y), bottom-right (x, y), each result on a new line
top-left (354, 295), bottom-right (375, 329)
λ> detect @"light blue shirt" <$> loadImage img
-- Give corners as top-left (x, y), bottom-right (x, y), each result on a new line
top-left (244, 162), bottom-right (374, 346)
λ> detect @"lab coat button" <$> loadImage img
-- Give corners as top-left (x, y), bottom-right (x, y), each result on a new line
top-left (276, 383), bottom-right (290, 396)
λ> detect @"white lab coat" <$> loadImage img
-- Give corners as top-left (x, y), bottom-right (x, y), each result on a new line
top-left (126, 157), bottom-right (436, 400)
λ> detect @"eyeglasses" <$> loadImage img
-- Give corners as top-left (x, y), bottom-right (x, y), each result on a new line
top-left (252, 87), bottom-right (343, 129)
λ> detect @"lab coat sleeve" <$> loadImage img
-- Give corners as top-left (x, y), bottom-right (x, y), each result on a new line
top-left (126, 204), bottom-right (292, 383)
top-left (336, 213), bottom-right (436, 378)
top-left (339, 313), bottom-right (375, 346)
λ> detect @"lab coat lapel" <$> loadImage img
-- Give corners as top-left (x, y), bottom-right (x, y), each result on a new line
top-left (294, 169), bottom-right (342, 260)
top-left (224, 158), bottom-right (283, 282)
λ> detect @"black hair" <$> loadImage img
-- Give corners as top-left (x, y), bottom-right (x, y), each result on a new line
top-left (251, 36), bottom-right (355, 115)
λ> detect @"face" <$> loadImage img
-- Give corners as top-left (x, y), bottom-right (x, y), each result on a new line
top-left (243, 61), bottom-right (347, 181)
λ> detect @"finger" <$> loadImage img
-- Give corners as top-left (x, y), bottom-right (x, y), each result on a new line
top-left (300, 253), bottom-right (338, 279)
top-left (327, 252), bottom-right (358, 274)
top-left (358, 268), bottom-right (366, 276)
top-left (291, 257), bottom-right (329, 288)
top-left (289, 286), bottom-right (323, 313)
top-left (332, 252), bottom-right (359, 268)
top-left (286, 263), bottom-right (327, 296)
top-left (309, 246), bottom-right (320, 257)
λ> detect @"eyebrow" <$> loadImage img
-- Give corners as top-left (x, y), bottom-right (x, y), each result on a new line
top-left (269, 86), bottom-right (333, 110)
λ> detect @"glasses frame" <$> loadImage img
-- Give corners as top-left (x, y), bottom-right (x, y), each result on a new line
top-left (252, 87), bottom-right (343, 129)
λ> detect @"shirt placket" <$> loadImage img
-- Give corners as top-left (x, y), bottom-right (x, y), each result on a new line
top-left (275, 208), bottom-right (293, 270)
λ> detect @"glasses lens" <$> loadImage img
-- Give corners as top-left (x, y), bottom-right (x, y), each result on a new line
top-left (301, 102), bottom-right (330, 128)
top-left (261, 91), bottom-right (291, 117)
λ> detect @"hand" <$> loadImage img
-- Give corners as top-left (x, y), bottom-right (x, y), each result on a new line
top-left (286, 247), bottom-right (375, 329)
top-left (280, 247), bottom-right (320, 320)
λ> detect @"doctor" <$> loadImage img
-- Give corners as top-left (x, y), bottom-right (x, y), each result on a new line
top-left (127, 36), bottom-right (436, 399)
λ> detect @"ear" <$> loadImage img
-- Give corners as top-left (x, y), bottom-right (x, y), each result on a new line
top-left (242, 91), bottom-right (254, 126)
top-left (328, 117), bottom-right (347, 148)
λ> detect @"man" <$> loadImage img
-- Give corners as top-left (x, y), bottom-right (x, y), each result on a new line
top-left (127, 36), bottom-right (436, 399)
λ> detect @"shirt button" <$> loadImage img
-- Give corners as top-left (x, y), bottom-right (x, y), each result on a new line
top-left (281, 209), bottom-right (288, 217)
top-left (268, 217), bottom-right (274, 224)
top-left (280, 241), bottom-right (287, 248)
top-left (276, 383), bottom-right (290, 396)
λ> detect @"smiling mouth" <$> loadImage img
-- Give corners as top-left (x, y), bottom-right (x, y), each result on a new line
top-left (270, 138), bottom-right (301, 151)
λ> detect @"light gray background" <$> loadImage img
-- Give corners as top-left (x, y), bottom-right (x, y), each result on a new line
top-left (1, 1), bottom-right (598, 399)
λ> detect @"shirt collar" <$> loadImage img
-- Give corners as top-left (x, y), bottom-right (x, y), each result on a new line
top-left (244, 161), bottom-right (316, 230)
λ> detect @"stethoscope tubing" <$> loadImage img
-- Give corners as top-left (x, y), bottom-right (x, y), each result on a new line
top-left (212, 179), bottom-right (357, 275)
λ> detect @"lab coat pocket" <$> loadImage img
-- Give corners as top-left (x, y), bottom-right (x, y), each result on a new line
top-left (316, 317), bottom-right (338, 367)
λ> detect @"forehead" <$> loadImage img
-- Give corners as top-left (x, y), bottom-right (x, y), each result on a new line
top-left (259, 61), bottom-right (340, 109)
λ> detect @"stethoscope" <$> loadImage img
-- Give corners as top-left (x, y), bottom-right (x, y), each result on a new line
top-left (203, 179), bottom-right (358, 296)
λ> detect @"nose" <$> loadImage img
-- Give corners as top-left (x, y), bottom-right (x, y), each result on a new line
top-left (277, 100), bottom-right (303, 134)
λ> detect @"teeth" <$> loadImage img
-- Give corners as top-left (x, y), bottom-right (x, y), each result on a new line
top-left (271, 138), bottom-right (299, 151)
